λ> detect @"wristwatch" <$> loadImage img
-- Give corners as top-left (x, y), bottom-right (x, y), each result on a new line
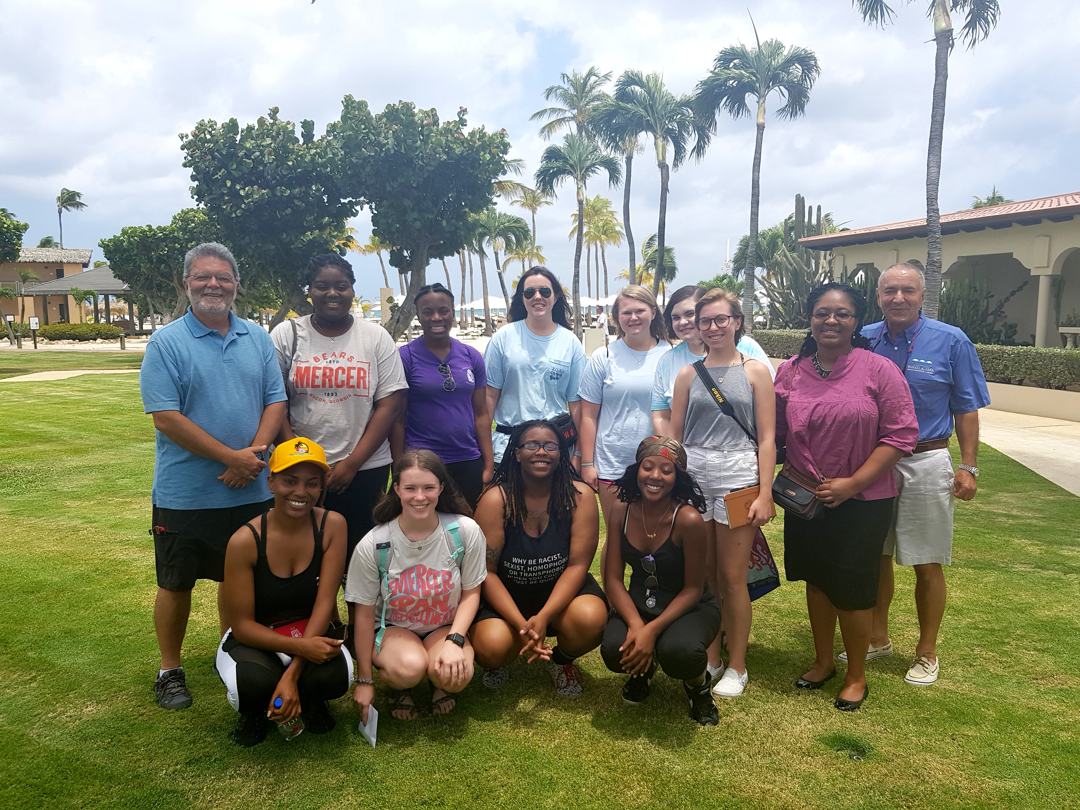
top-left (446, 633), bottom-right (467, 648)
top-left (958, 464), bottom-right (979, 478)
top-left (353, 675), bottom-right (374, 686)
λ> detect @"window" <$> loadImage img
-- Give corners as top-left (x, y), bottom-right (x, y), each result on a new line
top-left (55, 268), bottom-right (65, 279)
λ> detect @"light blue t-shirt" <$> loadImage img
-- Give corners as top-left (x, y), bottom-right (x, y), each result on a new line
top-left (651, 336), bottom-right (775, 412)
top-left (484, 320), bottom-right (587, 461)
top-left (579, 339), bottom-right (671, 479)
top-left (140, 310), bottom-right (287, 509)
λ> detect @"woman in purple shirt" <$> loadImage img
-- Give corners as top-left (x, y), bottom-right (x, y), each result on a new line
top-left (391, 284), bottom-right (494, 507)
top-left (774, 283), bottom-right (917, 712)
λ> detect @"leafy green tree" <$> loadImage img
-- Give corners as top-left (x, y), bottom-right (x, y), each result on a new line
top-left (972, 185), bottom-right (1011, 208)
top-left (694, 25), bottom-right (820, 332)
top-left (180, 107), bottom-right (357, 328)
top-left (0, 210), bottom-right (29, 263)
top-left (531, 67), bottom-right (612, 139)
top-left (56, 188), bottom-right (87, 249)
top-left (535, 133), bottom-right (622, 338)
top-left (328, 99), bottom-right (511, 338)
top-left (472, 208), bottom-right (531, 313)
top-left (0, 286), bottom-right (15, 343)
top-left (854, 0), bottom-right (1000, 318)
top-left (37, 235), bottom-right (59, 248)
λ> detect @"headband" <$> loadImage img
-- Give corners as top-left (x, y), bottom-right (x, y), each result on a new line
top-left (635, 435), bottom-right (688, 470)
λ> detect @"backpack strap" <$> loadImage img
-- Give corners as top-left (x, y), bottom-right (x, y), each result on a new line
top-left (443, 518), bottom-right (465, 565)
top-left (692, 359), bottom-right (757, 445)
top-left (373, 526), bottom-right (393, 653)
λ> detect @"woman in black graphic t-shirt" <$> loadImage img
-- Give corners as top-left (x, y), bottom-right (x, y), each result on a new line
top-left (471, 420), bottom-right (607, 697)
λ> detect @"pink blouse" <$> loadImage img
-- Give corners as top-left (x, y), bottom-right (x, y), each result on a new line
top-left (774, 348), bottom-right (918, 501)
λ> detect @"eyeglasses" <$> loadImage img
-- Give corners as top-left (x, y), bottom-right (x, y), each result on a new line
top-left (518, 440), bottom-right (559, 453)
top-left (642, 554), bottom-right (659, 610)
top-left (437, 362), bottom-right (456, 392)
top-left (697, 314), bottom-right (735, 330)
top-left (188, 273), bottom-right (237, 286)
top-left (811, 309), bottom-right (856, 322)
top-left (523, 286), bottom-right (552, 300)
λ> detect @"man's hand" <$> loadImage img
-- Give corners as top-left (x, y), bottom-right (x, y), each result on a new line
top-left (954, 469), bottom-right (978, 501)
top-left (219, 445), bottom-right (267, 488)
top-left (327, 458), bottom-right (359, 495)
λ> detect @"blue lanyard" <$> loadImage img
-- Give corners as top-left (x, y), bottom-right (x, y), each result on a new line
top-left (872, 319), bottom-right (925, 376)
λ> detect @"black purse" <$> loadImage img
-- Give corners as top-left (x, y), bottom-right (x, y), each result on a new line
top-left (771, 466), bottom-right (824, 521)
top-left (549, 411), bottom-right (578, 447)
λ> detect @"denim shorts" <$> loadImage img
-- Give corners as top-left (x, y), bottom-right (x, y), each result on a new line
top-left (685, 446), bottom-right (759, 525)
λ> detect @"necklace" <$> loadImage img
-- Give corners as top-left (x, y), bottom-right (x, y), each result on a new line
top-left (311, 313), bottom-right (352, 341)
top-left (811, 353), bottom-right (832, 378)
top-left (640, 502), bottom-right (671, 540)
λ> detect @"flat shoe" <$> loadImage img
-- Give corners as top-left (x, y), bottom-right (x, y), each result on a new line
top-left (795, 669), bottom-right (837, 690)
top-left (834, 685), bottom-right (869, 712)
top-left (837, 641), bottom-right (892, 663)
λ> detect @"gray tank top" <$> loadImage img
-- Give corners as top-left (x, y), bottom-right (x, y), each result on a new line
top-left (683, 360), bottom-right (757, 452)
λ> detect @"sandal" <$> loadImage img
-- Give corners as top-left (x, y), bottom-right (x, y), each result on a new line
top-left (431, 688), bottom-right (456, 717)
top-left (387, 688), bottom-right (419, 721)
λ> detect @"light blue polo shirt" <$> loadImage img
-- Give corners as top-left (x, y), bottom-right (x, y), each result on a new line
top-left (862, 315), bottom-right (990, 442)
top-left (140, 309), bottom-right (287, 509)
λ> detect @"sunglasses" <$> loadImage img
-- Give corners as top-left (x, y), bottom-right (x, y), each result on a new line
top-left (642, 554), bottom-right (659, 610)
top-left (523, 286), bottom-right (553, 300)
top-left (438, 361), bottom-right (456, 392)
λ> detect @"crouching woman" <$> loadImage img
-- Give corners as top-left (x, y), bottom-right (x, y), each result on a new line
top-left (217, 437), bottom-right (352, 746)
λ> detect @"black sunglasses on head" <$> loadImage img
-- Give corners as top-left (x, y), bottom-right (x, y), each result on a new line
top-left (523, 286), bottom-right (553, 300)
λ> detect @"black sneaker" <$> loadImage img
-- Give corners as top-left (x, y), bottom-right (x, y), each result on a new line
top-left (154, 668), bottom-right (193, 710)
top-left (621, 674), bottom-right (652, 704)
top-left (230, 711), bottom-right (268, 747)
top-left (684, 680), bottom-right (719, 726)
top-left (303, 701), bottom-right (336, 734)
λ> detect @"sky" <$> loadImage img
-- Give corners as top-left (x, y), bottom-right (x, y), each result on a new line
top-left (2, 0), bottom-right (1078, 303)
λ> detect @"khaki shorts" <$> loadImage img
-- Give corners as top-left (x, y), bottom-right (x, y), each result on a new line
top-left (884, 448), bottom-right (955, 566)
top-left (686, 446), bottom-right (759, 526)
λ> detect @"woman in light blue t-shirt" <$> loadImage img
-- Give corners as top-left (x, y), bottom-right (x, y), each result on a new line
top-left (484, 267), bottom-right (587, 464)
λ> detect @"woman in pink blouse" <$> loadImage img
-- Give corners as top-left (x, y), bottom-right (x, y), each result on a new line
top-left (774, 283), bottom-right (917, 712)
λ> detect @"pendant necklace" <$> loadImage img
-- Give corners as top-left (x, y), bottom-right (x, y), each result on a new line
top-left (640, 502), bottom-right (670, 540)
top-left (811, 353), bottom-right (832, 378)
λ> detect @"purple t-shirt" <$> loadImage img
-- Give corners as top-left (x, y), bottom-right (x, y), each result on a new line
top-left (774, 348), bottom-right (918, 501)
top-left (400, 338), bottom-right (487, 463)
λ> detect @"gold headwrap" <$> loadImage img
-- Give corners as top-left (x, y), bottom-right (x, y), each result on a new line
top-left (635, 435), bottom-right (687, 470)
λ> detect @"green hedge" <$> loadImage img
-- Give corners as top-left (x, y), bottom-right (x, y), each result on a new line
top-left (37, 323), bottom-right (125, 341)
top-left (752, 330), bottom-right (1080, 390)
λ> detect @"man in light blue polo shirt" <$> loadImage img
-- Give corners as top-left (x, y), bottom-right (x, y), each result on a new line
top-left (140, 242), bottom-right (287, 710)
top-left (854, 262), bottom-right (990, 686)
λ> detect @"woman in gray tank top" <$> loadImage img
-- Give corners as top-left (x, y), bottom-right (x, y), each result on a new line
top-left (669, 288), bottom-right (776, 699)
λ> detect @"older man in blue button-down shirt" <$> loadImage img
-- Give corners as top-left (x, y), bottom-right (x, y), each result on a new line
top-left (855, 262), bottom-right (990, 687)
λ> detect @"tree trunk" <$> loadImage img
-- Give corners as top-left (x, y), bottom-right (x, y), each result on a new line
top-left (147, 297), bottom-right (157, 332)
top-left (58, 210), bottom-right (63, 249)
top-left (530, 210), bottom-right (538, 244)
top-left (458, 250), bottom-right (467, 327)
top-left (478, 250), bottom-right (493, 336)
top-left (601, 244), bottom-right (610, 298)
top-left (387, 248), bottom-right (430, 339)
top-left (743, 109), bottom-right (767, 335)
top-left (924, 24), bottom-right (952, 319)
top-left (623, 150), bottom-right (636, 285)
top-left (269, 287), bottom-right (307, 331)
top-left (442, 258), bottom-right (452, 293)
top-left (398, 268), bottom-right (407, 297)
top-left (468, 251), bottom-right (476, 323)
top-left (493, 248), bottom-right (511, 314)
top-left (585, 241), bottom-right (593, 299)
top-left (376, 251), bottom-right (390, 289)
top-left (572, 182), bottom-right (586, 340)
top-left (595, 243), bottom-right (601, 302)
top-left (652, 155), bottom-right (670, 297)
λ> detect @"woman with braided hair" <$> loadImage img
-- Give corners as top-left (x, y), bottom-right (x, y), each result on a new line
top-left (470, 420), bottom-right (607, 697)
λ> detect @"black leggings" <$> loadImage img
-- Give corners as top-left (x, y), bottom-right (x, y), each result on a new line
top-left (444, 457), bottom-right (486, 509)
top-left (216, 633), bottom-right (351, 715)
top-left (600, 598), bottom-right (721, 682)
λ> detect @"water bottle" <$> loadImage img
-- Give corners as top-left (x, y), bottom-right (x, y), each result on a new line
top-left (273, 696), bottom-right (304, 740)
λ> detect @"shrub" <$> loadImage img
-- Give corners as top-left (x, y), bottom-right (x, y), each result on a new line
top-left (753, 329), bottom-right (1080, 390)
top-left (38, 323), bottom-right (124, 341)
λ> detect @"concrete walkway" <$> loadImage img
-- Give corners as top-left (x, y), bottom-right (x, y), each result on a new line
top-left (978, 409), bottom-right (1080, 496)
top-left (0, 369), bottom-right (141, 383)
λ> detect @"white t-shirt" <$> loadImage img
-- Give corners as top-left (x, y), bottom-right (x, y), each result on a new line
top-left (344, 513), bottom-right (487, 635)
top-left (651, 337), bottom-right (775, 412)
top-left (579, 339), bottom-right (671, 478)
top-left (271, 316), bottom-right (407, 469)
top-left (484, 320), bottom-right (587, 461)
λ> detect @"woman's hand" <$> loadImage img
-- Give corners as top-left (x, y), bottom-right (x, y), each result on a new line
top-left (267, 675), bottom-right (301, 721)
top-left (482, 461), bottom-right (495, 485)
top-left (433, 641), bottom-right (469, 691)
top-left (579, 464), bottom-right (598, 489)
top-left (327, 458), bottom-right (359, 495)
top-left (353, 682), bottom-right (374, 724)
top-left (619, 622), bottom-right (656, 676)
top-left (295, 636), bottom-right (343, 664)
top-left (816, 477), bottom-right (861, 508)
top-left (519, 615), bottom-right (552, 663)
top-left (747, 493), bottom-right (775, 527)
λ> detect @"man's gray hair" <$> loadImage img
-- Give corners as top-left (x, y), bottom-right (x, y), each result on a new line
top-left (183, 242), bottom-right (239, 280)
top-left (879, 260), bottom-right (925, 289)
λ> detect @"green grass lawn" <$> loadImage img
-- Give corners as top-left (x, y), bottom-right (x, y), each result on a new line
top-left (0, 350), bottom-right (143, 379)
top-left (1, 375), bottom-right (1078, 809)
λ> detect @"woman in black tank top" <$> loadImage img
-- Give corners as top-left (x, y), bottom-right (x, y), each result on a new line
top-left (600, 436), bottom-right (721, 726)
top-left (216, 437), bottom-right (351, 746)
top-left (471, 420), bottom-right (608, 698)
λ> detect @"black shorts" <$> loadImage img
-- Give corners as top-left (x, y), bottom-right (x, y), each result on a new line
top-left (151, 500), bottom-right (271, 591)
top-left (324, 464), bottom-right (390, 562)
top-left (444, 457), bottom-right (485, 509)
top-left (473, 573), bottom-right (607, 629)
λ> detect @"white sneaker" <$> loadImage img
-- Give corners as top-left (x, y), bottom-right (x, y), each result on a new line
top-left (837, 641), bottom-right (892, 663)
top-left (711, 667), bottom-right (748, 698)
top-left (904, 655), bottom-right (940, 686)
top-left (706, 662), bottom-right (725, 686)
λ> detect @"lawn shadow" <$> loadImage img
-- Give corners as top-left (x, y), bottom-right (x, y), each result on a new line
top-left (587, 675), bottom-right (698, 747)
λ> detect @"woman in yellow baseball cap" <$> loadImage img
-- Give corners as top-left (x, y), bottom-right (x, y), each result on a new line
top-left (215, 437), bottom-right (353, 746)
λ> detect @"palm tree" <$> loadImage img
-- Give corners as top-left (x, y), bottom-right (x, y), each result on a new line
top-left (972, 185), bottom-right (1011, 209)
top-left (590, 103), bottom-right (643, 283)
top-left (507, 186), bottom-right (553, 242)
top-left (504, 238), bottom-right (547, 277)
top-left (571, 196), bottom-right (622, 300)
top-left (639, 234), bottom-right (678, 302)
top-left (17, 270), bottom-right (38, 323)
top-left (465, 230), bottom-right (494, 336)
top-left (56, 188), bottom-right (87, 249)
top-left (472, 208), bottom-right (532, 313)
top-left (854, 0), bottom-right (1000, 317)
top-left (37, 235), bottom-right (60, 248)
top-left (531, 67), bottom-right (612, 139)
top-left (605, 71), bottom-right (698, 296)
top-left (494, 158), bottom-right (529, 200)
top-left (357, 234), bottom-right (392, 290)
top-left (535, 133), bottom-right (622, 338)
top-left (694, 24), bottom-right (820, 333)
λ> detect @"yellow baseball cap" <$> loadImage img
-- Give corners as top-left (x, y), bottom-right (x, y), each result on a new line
top-left (269, 437), bottom-right (330, 474)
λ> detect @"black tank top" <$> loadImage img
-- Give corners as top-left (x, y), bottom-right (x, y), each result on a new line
top-left (247, 510), bottom-right (328, 628)
top-left (621, 504), bottom-right (685, 616)
top-left (498, 507), bottom-right (573, 619)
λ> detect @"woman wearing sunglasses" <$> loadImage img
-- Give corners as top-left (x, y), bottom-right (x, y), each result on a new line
top-left (470, 420), bottom-right (607, 697)
top-left (600, 437), bottom-right (720, 725)
top-left (392, 283), bottom-right (494, 507)
top-left (484, 267), bottom-right (587, 465)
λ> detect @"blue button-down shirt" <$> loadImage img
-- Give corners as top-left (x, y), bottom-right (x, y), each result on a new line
top-left (862, 315), bottom-right (990, 442)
